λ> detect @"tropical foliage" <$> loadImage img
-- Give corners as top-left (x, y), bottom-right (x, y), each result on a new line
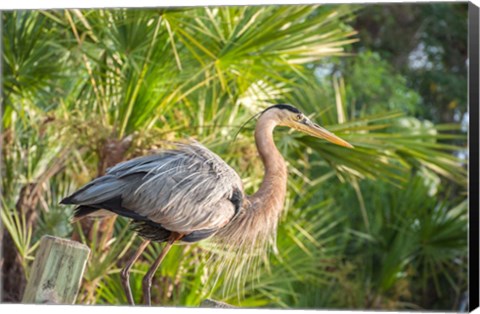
top-left (1, 4), bottom-right (468, 311)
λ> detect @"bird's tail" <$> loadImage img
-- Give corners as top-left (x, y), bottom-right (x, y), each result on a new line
top-left (70, 205), bottom-right (102, 222)
top-left (61, 175), bottom-right (127, 222)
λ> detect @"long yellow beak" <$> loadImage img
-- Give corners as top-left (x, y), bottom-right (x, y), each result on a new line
top-left (294, 118), bottom-right (354, 148)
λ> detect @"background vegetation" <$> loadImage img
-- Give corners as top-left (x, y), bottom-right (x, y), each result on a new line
top-left (1, 3), bottom-right (468, 310)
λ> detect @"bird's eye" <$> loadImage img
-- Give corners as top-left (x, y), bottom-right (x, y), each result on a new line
top-left (296, 114), bottom-right (302, 120)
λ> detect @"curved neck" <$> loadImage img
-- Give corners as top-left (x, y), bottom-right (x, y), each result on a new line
top-left (213, 112), bottom-right (288, 250)
top-left (250, 115), bottom-right (288, 214)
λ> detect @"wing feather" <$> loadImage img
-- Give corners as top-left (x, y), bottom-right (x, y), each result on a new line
top-left (64, 142), bottom-right (244, 234)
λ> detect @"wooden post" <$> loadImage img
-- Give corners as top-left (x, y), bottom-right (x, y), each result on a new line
top-left (22, 235), bottom-right (90, 304)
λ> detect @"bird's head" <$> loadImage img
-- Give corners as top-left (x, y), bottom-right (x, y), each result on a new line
top-left (261, 104), bottom-right (353, 148)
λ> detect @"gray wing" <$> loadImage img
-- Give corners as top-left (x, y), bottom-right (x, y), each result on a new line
top-left (63, 142), bottom-right (244, 234)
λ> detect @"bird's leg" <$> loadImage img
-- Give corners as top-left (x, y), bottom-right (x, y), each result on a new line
top-left (142, 232), bottom-right (183, 306)
top-left (121, 240), bottom-right (150, 305)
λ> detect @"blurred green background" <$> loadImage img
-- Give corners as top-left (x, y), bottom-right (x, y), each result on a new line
top-left (1, 3), bottom-right (468, 310)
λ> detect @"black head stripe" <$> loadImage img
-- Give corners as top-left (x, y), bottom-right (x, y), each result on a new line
top-left (263, 104), bottom-right (301, 114)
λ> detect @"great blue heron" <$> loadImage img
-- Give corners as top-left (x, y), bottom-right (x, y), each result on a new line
top-left (61, 104), bottom-right (353, 305)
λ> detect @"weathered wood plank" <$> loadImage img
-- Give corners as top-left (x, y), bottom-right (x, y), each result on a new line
top-left (22, 235), bottom-right (90, 304)
top-left (200, 298), bottom-right (235, 308)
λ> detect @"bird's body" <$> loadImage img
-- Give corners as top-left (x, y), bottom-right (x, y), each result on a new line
top-left (62, 143), bottom-right (244, 243)
top-left (62, 104), bottom-right (353, 305)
